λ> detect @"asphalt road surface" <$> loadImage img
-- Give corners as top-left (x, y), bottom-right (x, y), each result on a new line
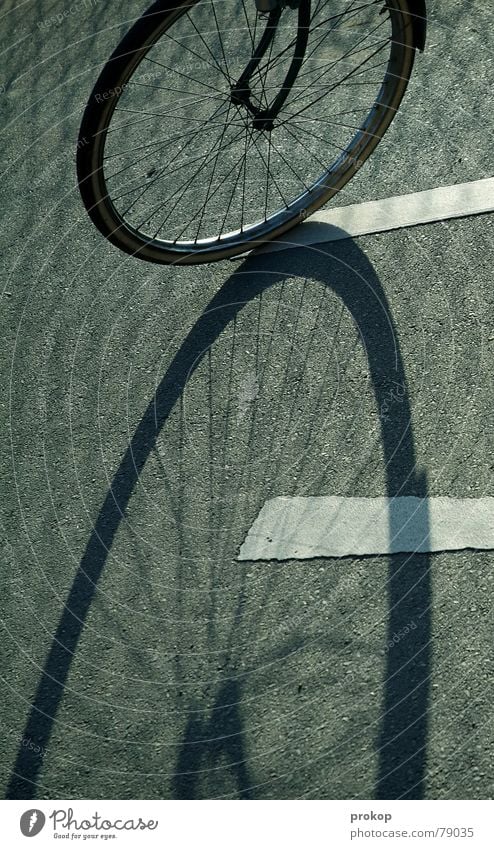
top-left (1, 0), bottom-right (494, 800)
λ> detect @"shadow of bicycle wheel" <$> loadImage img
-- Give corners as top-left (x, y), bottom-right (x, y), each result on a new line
top-left (6, 231), bottom-right (431, 800)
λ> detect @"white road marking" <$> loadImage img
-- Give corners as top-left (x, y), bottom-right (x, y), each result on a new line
top-left (238, 496), bottom-right (494, 560)
top-left (256, 177), bottom-right (494, 253)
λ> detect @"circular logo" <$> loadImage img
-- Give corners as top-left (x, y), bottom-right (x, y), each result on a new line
top-left (19, 810), bottom-right (46, 837)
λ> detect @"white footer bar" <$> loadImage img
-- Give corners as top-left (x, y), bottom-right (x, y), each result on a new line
top-left (1, 799), bottom-right (492, 848)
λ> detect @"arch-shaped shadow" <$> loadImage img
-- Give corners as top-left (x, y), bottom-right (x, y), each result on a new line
top-left (6, 233), bottom-right (431, 800)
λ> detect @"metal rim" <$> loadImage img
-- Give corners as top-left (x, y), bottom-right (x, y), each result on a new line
top-left (80, 0), bottom-right (416, 263)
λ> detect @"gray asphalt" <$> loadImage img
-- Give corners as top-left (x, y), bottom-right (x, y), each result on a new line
top-left (1, 0), bottom-right (494, 800)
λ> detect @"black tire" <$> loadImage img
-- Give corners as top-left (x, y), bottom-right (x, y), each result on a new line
top-left (77, 0), bottom-right (417, 265)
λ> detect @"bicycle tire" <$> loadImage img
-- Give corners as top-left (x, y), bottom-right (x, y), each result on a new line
top-left (77, 0), bottom-right (418, 265)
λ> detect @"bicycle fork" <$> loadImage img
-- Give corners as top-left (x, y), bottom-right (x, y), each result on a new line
top-left (230, 0), bottom-right (311, 131)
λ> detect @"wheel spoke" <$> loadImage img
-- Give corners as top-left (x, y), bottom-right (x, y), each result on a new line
top-left (192, 102), bottom-right (234, 241)
top-left (142, 54), bottom-right (227, 95)
top-left (277, 30), bottom-right (390, 123)
top-left (117, 101), bottom-right (229, 213)
top-left (185, 11), bottom-right (232, 84)
top-left (160, 123), bottom-right (257, 241)
top-left (209, 0), bottom-right (232, 81)
top-left (109, 117), bottom-right (237, 195)
top-left (89, 0), bottom-right (410, 253)
top-left (147, 122), bottom-right (249, 239)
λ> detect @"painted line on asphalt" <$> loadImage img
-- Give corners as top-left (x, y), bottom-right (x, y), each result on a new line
top-left (256, 177), bottom-right (494, 254)
top-left (238, 496), bottom-right (494, 560)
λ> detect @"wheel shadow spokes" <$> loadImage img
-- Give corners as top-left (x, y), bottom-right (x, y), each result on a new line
top-left (6, 234), bottom-right (430, 800)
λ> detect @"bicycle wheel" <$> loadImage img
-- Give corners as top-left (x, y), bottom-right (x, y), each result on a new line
top-left (77, 0), bottom-right (418, 265)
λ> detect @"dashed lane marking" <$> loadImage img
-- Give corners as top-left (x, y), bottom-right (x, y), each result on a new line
top-left (255, 177), bottom-right (494, 253)
top-left (238, 496), bottom-right (494, 560)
